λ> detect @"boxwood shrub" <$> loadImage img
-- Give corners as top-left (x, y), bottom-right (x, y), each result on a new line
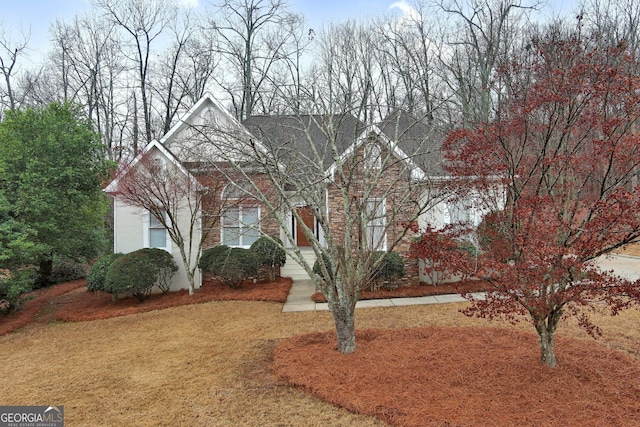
top-left (199, 245), bottom-right (259, 288)
top-left (104, 249), bottom-right (178, 301)
top-left (369, 251), bottom-right (405, 290)
top-left (135, 248), bottom-right (178, 293)
top-left (312, 252), bottom-right (334, 283)
top-left (250, 236), bottom-right (286, 282)
top-left (87, 253), bottom-right (123, 293)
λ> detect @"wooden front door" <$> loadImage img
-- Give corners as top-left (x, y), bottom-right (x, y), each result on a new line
top-left (295, 206), bottom-right (315, 247)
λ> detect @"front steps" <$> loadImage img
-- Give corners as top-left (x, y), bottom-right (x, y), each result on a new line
top-left (281, 250), bottom-right (316, 281)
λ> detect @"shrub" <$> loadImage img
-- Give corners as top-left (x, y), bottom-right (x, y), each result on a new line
top-left (250, 236), bottom-right (286, 282)
top-left (198, 245), bottom-right (230, 272)
top-left (0, 269), bottom-right (35, 313)
top-left (312, 252), bottom-right (334, 283)
top-left (369, 251), bottom-right (405, 290)
top-left (51, 257), bottom-right (89, 284)
top-left (200, 246), bottom-right (259, 288)
top-left (135, 248), bottom-right (178, 293)
top-left (104, 251), bottom-right (157, 301)
top-left (87, 253), bottom-right (123, 292)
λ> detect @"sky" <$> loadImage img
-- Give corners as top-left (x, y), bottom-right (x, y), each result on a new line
top-left (3, 0), bottom-right (579, 67)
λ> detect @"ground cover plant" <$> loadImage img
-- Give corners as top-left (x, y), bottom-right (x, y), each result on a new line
top-left (2, 277), bottom-right (640, 425)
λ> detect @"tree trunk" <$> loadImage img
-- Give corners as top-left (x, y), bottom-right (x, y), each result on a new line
top-left (535, 319), bottom-right (558, 368)
top-left (330, 302), bottom-right (356, 354)
top-left (35, 255), bottom-right (54, 288)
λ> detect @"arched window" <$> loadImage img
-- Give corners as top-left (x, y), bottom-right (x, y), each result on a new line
top-left (364, 142), bottom-right (381, 169)
top-left (149, 156), bottom-right (167, 181)
top-left (222, 181), bottom-right (253, 200)
top-left (203, 108), bottom-right (219, 127)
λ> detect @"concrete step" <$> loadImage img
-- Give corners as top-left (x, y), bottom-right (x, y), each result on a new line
top-left (281, 251), bottom-right (316, 280)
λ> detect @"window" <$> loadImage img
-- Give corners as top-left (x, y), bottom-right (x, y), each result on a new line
top-left (222, 181), bottom-right (252, 200)
top-left (149, 156), bottom-right (167, 181)
top-left (365, 199), bottom-right (386, 250)
top-left (364, 143), bottom-right (381, 169)
top-left (222, 206), bottom-right (260, 247)
top-left (147, 210), bottom-right (170, 250)
top-left (447, 196), bottom-right (475, 226)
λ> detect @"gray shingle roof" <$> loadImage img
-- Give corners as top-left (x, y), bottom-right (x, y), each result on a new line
top-left (243, 110), bottom-right (445, 177)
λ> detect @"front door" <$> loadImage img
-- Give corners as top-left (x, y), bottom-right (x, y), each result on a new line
top-left (295, 206), bottom-right (315, 247)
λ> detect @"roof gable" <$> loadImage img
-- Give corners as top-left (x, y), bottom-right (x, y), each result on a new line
top-left (105, 139), bottom-right (200, 194)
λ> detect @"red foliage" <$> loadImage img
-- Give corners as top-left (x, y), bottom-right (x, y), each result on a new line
top-left (409, 224), bottom-right (477, 285)
top-left (442, 33), bottom-right (640, 365)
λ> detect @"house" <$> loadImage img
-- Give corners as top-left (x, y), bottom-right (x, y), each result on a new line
top-left (106, 93), bottom-right (484, 292)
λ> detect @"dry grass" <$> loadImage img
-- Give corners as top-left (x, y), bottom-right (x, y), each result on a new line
top-left (1, 281), bottom-right (640, 426)
top-left (618, 243), bottom-right (640, 257)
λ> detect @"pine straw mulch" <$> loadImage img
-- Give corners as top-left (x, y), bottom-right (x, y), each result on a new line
top-left (0, 277), bottom-right (291, 332)
top-left (55, 277), bottom-right (292, 323)
top-left (273, 326), bottom-right (640, 427)
top-left (311, 279), bottom-right (492, 303)
top-left (0, 279), bottom-right (86, 336)
top-left (3, 276), bottom-right (640, 425)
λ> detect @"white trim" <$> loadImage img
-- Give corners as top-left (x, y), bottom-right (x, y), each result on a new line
top-left (105, 140), bottom-right (202, 194)
top-left (326, 124), bottom-right (427, 182)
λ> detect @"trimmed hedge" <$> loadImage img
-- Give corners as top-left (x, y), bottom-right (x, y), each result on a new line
top-left (312, 252), bottom-right (334, 283)
top-left (87, 253), bottom-right (123, 293)
top-left (199, 245), bottom-right (259, 288)
top-left (369, 251), bottom-right (405, 290)
top-left (135, 248), bottom-right (178, 294)
top-left (250, 236), bottom-right (286, 282)
top-left (103, 249), bottom-right (178, 301)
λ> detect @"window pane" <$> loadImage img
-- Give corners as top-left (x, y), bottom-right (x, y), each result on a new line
top-left (222, 227), bottom-right (240, 246)
top-left (223, 208), bottom-right (239, 227)
top-left (243, 227), bottom-right (261, 246)
top-left (150, 213), bottom-right (163, 228)
top-left (242, 207), bottom-right (258, 226)
top-left (150, 229), bottom-right (167, 248)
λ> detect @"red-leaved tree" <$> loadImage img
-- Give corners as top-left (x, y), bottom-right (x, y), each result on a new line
top-left (442, 28), bottom-right (640, 367)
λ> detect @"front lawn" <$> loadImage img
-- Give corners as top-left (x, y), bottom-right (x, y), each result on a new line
top-left (1, 278), bottom-right (639, 425)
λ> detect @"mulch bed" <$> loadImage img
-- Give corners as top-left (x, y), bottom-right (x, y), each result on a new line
top-left (311, 279), bottom-right (493, 303)
top-left (0, 280), bottom-right (85, 336)
top-left (0, 277), bottom-right (292, 332)
top-left (273, 326), bottom-right (640, 426)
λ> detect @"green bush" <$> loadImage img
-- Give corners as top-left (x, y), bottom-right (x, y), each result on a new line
top-left (87, 253), bottom-right (123, 292)
top-left (104, 251), bottom-right (156, 301)
top-left (312, 252), bottom-right (334, 283)
top-left (198, 245), bottom-right (231, 272)
top-left (250, 236), bottom-right (286, 282)
top-left (135, 248), bottom-right (178, 293)
top-left (369, 251), bottom-right (405, 290)
top-left (200, 246), bottom-right (259, 288)
top-left (0, 269), bottom-right (35, 313)
top-left (51, 257), bottom-right (89, 284)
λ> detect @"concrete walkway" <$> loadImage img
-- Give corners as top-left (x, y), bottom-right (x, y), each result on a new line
top-left (282, 279), bottom-right (485, 313)
top-left (282, 254), bottom-right (640, 313)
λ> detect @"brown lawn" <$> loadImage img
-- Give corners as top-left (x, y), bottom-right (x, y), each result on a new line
top-left (1, 278), bottom-right (640, 426)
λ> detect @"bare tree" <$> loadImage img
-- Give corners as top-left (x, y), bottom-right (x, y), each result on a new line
top-left (436, 0), bottom-right (540, 124)
top-left (373, 1), bottom-right (448, 122)
top-left (47, 15), bottom-right (129, 159)
top-left (92, 0), bottom-right (175, 151)
top-left (579, 0), bottom-right (640, 53)
top-left (0, 23), bottom-right (30, 112)
top-left (113, 147), bottom-right (208, 295)
top-left (208, 0), bottom-right (304, 120)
